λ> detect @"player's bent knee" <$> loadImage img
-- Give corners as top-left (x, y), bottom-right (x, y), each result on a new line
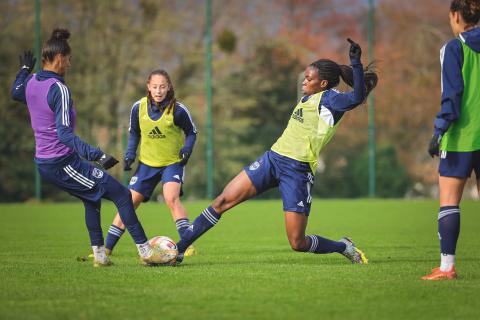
top-left (289, 238), bottom-right (308, 252)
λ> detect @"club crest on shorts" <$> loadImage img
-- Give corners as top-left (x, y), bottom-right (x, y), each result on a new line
top-left (92, 168), bottom-right (104, 179)
top-left (129, 176), bottom-right (138, 185)
top-left (249, 161), bottom-right (261, 171)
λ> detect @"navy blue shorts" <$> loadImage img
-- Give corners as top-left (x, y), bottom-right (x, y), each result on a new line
top-left (128, 162), bottom-right (185, 202)
top-left (439, 150), bottom-right (480, 178)
top-left (37, 153), bottom-right (111, 202)
top-left (244, 150), bottom-right (314, 215)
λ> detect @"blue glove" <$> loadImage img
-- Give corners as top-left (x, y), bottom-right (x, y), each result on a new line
top-left (428, 134), bottom-right (442, 158)
top-left (96, 152), bottom-right (119, 170)
top-left (124, 157), bottom-right (134, 171)
top-left (347, 38), bottom-right (362, 60)
top-left (19, 51), bottom-right (36, 73)
top-left (178, 148), bottom-right (191, 166)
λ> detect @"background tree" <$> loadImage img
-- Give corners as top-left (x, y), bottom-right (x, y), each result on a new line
top-left (0, 0), bottom-right (463, 201)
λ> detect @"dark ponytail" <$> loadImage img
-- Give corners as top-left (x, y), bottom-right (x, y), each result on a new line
top-left (310, 59), bottom-right (378, 98)
top-left (42, 28), bottom-right (71, 63)
top-left (147, 69), bottom-right (176, 114)
top-left (450, 0), bottom-right (480, 25)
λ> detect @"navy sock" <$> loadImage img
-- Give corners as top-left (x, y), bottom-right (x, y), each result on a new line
top-left (177, 206), bottom-right (220, 253)
top-left (438, 206), bottom-right (460, 255)
top-left (306, 235), bottom-right (346, 254)
top-left (175, 218), bottom-right (190, 239)
top-left (83, 200), bottom-right (104, 246)
top-left (104, 176), bottom-right (148, 244)
top-left (105, 224), bottom-right (125, 251)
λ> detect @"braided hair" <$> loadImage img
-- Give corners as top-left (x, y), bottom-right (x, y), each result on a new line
top-left (309, 59), bottom-right (378, 97)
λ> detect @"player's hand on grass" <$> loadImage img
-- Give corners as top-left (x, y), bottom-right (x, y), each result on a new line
top-left (124, 157), bottom-right (134, 171)
top-left (97, 153), bottom-right (119, 170)
top-left (428, 134), bottom-right (441, 158)
top-left (19, 51), bottom-right (36, 73)
top-left (347, 38), bottom-right (362, 60)
top-left (178, 148), bottom-right (191, 166)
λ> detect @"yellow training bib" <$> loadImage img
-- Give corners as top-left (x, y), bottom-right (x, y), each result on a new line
top-left (138, 97), bottom-right (183, 167)
top-left (271, 91), bottom-right (338, 173)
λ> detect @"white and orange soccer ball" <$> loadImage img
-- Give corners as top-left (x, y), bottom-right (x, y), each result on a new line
top-left (148, 236), bottom-right (178, 265)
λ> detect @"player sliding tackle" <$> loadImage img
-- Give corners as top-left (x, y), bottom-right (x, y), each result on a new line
top-left (176, 38), bottom-right (378, 264)
top-left (11, 28), bottom-right (169, 267)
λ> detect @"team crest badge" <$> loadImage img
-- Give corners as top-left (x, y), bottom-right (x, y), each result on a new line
top-left (130, 176), bottom-right (138, 185)
top-left (92, 168), bottom-right (104, 179)
top-left (249, 161), bottom-right (260, 171)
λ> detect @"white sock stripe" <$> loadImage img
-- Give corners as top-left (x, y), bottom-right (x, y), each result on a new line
top-left (307, 236), bottom-right (313, 252)
top-left (108, 229), bottom-right (123, 237)
top-left (308, 235), bottom-right (318, 253)
top-left (202, 211), bottom-right (217, 225)
top-left (108, 225), bottom-right (125, 235)
top-left (176, 221), bottom-right (190, 228)
top-left (108, 228), bottom-right (124, 237)
top-left (438, 209), bottom-right (460, 220)
top-left (310, 236), bottom-right (318, 253)
top-left (204, 208), bottom-right (219, 224)
top-left (439, 208), bottom-right (460, 214)
top-left (204, 207), bottom-right (219, 222)
top-left (63, 166), bottom-right (94, 188)
top-left (438, 208), bottom-right (460, 215)
top-left (202, 210), bottom-right (218, 225)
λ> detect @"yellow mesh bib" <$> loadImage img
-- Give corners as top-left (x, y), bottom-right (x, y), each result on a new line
top-left (271, 91), bottom-right (338, 173)
top-left (138, 97), bottom-right (183, 167)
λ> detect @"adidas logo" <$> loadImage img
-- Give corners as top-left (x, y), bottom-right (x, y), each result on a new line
top-left (292, 108), bottom-right (304, 123)
top-left (297, 201), bottom-right (304, 207)
top-left (148, 126), bottom-right (166, 139)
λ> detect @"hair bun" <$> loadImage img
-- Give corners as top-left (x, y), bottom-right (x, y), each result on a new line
top-left (51, 28), bottom-right (70, 41)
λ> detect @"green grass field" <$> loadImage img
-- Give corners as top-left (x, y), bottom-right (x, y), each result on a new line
top-left (1, 200), bottom-right (479, 320)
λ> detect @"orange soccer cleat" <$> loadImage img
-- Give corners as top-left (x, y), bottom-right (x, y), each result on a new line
top-left (421, 267), bottom-right (457, 280)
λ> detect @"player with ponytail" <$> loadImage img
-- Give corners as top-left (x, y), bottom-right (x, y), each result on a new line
top-left (11, 28), bottom-right (167, 267)
top-left (174, 38), bottom-right (378, 264)
top-left (104, 69), bottom-right (197, 257)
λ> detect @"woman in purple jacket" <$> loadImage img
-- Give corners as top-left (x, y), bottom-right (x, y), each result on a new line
top-left (11, 28), bottom-right (168, 267)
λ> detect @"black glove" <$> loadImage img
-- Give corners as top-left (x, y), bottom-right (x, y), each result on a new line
top-left (124, 157), bottom-right (134, 171)
top-left (96, 153), bottom-right (119, 170)
top-left (178, 148), bottom-right (191, 166)
top-left (19, 51), bottom-right (36, 73)
top-left (428, 134), bottom-right (442, 158)
top-left (347, 38), bottom-right (362, 60)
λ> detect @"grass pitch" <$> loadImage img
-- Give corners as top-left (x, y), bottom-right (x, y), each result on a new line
top-left (0, 199), bottom-right (479, 320)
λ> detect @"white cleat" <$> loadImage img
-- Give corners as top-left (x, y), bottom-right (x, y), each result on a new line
top-left (339, 237), bottom-right (368, 264)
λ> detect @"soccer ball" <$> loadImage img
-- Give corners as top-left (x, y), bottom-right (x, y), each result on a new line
top-left (148, 236), bottom-right (178, 265)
